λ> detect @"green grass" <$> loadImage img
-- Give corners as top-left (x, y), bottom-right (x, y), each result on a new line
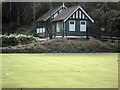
top-left (2, 53), bottom-right (118, 88)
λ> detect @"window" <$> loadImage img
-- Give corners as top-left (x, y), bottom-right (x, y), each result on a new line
top-left (70, 21), bottom-right (74, 24)
top-left (59, 9), bottom-right (62, 13)
top-left (54, 13), bottom-right (58, 18)
top-left (69, 20), bottom-right (75, 31)
top-left (80, 21), bottom-right (86, 31)
top-left (37, 28), bottom-right (40, 34)
top-left (36, 28), bottom-right (45, 34)
top-left (81, 22), bottom-right (85, 25)
top-left (56, 22), bottom-right (61, 32)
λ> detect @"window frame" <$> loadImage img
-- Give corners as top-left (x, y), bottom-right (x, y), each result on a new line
top-left (80, 21), bottom-right (86, 32)
top-left (56, 22), bottom-right (61, 32)
top-left (69, 20), bottom-right (75, 31)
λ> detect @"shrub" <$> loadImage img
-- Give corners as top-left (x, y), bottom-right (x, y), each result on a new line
top-left (80, 38), bottom-right (103, 52)
top-left (1, 37), bottom-right (119, 53)
top-left (103, 40), bottom-right (119, 52)
top-left (1, 34), bottom-right (18, 47)
top-left (16, 34), bottom-right (36, 44)
top-left (77, 45), bottom-right (87, 52)
top-left (1, 34), bottom-right (38, 47)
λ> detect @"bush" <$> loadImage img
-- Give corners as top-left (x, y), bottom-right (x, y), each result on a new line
top-left (1, 37), bottom-right (119, 53)
top-left (103, 40), bottom-right (119, 52)
top-left (1, 34), bottom-right (18, 47)
top-left (16, 34), bottom-right (36, 44)
top-left (85, 38), bottom-right (104, 52)
top-left (1, 34), bottom-right (38, 47)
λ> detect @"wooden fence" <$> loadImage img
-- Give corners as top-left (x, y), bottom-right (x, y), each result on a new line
top-left (93, 35), bottom-right (120, 43)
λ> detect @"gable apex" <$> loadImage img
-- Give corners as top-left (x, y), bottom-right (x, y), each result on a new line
top-left (52, 5), bottom-right (94, 23)
top-left (79, 6), bottom-right (94, 23)
top-left (36, 4), bottom-right (67, 22)
top-left (63, 6), bottom-right (94, 23)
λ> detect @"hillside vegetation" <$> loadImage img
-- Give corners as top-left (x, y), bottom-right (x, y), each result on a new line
top-left (1, 35), bottom-right (119, 53)
top-left (2, 2), bottom-right (120, 37)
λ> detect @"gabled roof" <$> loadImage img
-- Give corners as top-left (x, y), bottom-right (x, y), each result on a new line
top-left (36, 5), bottom-right (67, 22)
top-left (52, 5), bottom-right (94, 23)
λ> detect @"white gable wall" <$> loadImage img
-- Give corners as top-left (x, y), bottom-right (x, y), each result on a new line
top-left (64, 6), bottom-right (94, 23)
top-left (66, 9), bottom-right (88, 20)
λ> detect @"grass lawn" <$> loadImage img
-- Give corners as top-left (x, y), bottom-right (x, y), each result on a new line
top-left (2, 53), bottom-right (118, 88)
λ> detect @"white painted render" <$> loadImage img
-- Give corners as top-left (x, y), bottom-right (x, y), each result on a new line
top-left (54, 36), bottom-right (87, 38)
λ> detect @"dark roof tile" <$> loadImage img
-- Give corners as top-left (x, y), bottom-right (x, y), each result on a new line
top-left (36, 5), bottom-right (62, 22)
top-left (52, 5), bottom-right (79, 22)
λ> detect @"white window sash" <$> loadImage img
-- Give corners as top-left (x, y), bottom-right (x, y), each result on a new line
top-left (56, 22), bottom-right (61, 32)
top-left (80, 21), bottom-right (86, 31)
top-left (69, 20), bottom-right (75, 31)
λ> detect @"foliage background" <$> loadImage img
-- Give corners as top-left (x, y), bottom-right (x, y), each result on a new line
top-left (2, 2), bottom-right (120, 37)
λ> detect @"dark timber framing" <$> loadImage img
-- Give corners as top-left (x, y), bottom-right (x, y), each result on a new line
top-left (36, 4), bottom-right (94, 38)
top-left (52, 5), bottom-right (94, 38)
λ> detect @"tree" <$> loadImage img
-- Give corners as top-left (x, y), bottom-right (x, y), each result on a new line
top-left (2, 2), bottom-right (120, 37)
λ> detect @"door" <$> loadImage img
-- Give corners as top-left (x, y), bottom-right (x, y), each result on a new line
top-left (80, 21), bottom-right (86, 31)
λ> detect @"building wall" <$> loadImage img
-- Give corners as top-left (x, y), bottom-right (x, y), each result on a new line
top-left (65, 19), bottom-right (92, 36)
top-left (53, 21), bottom-right (64, 36)
top-left (53, 8), bottom-right (93, 37)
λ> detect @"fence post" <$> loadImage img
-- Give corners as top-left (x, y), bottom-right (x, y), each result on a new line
top-left (62, 22), bottom-right (65, 39)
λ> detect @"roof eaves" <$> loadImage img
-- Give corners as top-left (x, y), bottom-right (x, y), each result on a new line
top-left (79, 6), bottom-right (94, 23)
top-left (63, 6), bottom-right (79, 22)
